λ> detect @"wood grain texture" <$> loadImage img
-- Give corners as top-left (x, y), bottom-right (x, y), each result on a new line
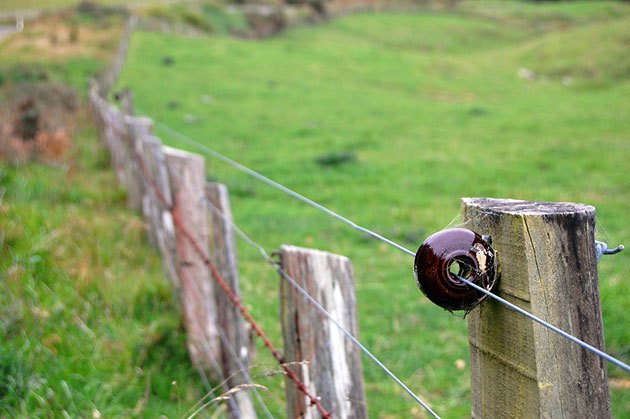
top-left (206, 182), bottom-right (256, 418)
top-left (134, 135), bottom-right (179, 296)
top-left (123, 115), bottom-right (152, 212)
top-left (280, 245), bottom-right (367, 419)
top-left (164, 147), bottom-right (221, 377)
top-left (462, 198), bottom-right (610, 419)
top-left (104, 104), bottom-right (126, 186)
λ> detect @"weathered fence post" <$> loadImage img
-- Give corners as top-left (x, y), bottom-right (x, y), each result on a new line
top-left (279, 245), bottom-right (367, 419)
top-left (137, 135), bottom-right (179, 292)
top-left (124, 115), bottom-right (152, 212)
top-left (163, 146), bottom-right (222, 378)
top-left (105, 104), bottom-right (126, 185)
top-left (205, 182), bottom-right (256, 418)
top-left (461, 198), bottom-right (610, 418)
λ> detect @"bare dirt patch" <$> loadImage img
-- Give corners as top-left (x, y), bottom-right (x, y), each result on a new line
top-left (0, 81), bottom-right (78, 164)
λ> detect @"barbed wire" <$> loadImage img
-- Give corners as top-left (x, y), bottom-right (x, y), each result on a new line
top-left (109, 113), bottom-right (274, 418)
top-left (180, 307), bottom-right (273, 418)
top-left (152, 119), bottom-right (630, 374)
top-left (204, 197), bottom-right (441, 418)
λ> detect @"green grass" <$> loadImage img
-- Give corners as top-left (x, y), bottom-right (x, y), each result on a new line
top-left (117, 1), bottom-right (630, 416)
top-left (0, 11), bottom-right (211, 418)
top-left (0, 120), bottom-right (208, 416)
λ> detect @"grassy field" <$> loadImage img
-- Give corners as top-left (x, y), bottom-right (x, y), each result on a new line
top-left (116, 1), bottom-right (630, 417)
top-left (0, 11), bottom-right (206, 417)
top-left (0, 120), bottom-right (206, 417)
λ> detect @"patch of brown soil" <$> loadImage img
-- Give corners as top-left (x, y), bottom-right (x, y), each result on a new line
top-left (0, 82), bottom-right (77, 164)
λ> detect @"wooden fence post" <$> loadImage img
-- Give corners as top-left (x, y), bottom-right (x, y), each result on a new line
top-left (163, 146), bottom-right (222, 378)
top-left (279, 245), bottom-right (367, 419)
top-left (124, 115), bottom-right (152, 212)
top-left (105, 104), bottom-right (126, 186)
top-left (461, 198), bottom-right (610, 418)
top-left (206, 182), bottom-right (256, 418)
top-left (137, 135), bottom-right (179, 293)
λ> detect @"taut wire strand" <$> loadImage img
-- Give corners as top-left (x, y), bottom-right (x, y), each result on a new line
top-left (455, 275), bottom-right (630, 373)
top-left (154, 121), bottom-right (415, 257)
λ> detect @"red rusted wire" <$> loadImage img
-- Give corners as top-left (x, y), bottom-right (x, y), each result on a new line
top-left (134, 147), bottom-right (332, 418)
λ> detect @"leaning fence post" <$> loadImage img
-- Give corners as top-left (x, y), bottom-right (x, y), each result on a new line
top-left (106, 105), bottom-right (126, 186)
top-left (138, 135), bottom-right (179, 293)
top-left (461, 198), bottom-right (610, 418)
top-left (163, 146), bottom-right (222, 378)
top-left (205, 182), bottom-right (256, 418)
top-left (279, 245), bottom-right (368, 419)
top-left (124, 115), bottom-right (152, 212)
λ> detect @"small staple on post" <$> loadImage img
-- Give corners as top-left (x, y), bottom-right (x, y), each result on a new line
top-left (595, 240), bottom-right (625, 263)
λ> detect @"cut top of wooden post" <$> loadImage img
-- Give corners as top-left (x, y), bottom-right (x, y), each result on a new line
top-left (463, 197), bottom-right (595, 216)
top-left (461, 197), bottom-right (610, 419)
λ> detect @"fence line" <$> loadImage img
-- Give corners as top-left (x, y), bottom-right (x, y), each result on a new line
top-left (133, 117), bottom-right (331, 416)
top-left (95, 13), bottom-right (137, 97)
top-left (94, 90), bottom-right (628, 418)
top-left (152, 120), bottom-right (629, 375)
top-left (92, 87), bottom-right (340, 415)
top-left (89, 18), bottom-right (276, 417)
top-left (88, 11), bottom-right (626, 418)
top-left (90, 59), bottom-right (437, 418)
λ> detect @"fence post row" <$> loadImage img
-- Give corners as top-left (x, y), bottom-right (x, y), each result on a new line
top-left (88, 13), bottom-right (620, 415)
top-left (87, 13), bottom-right (257, 417)
top-left (461, 198), bottom-right (611, 418)
top-left (279, 245), bottom-right (368, 419)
